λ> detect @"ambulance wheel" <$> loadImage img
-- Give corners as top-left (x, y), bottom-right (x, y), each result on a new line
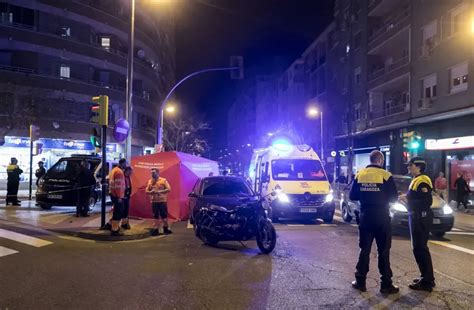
top-left (323, 213), bottom-right (334, 224)
top-left (38, 203), bottom-right (52, 210)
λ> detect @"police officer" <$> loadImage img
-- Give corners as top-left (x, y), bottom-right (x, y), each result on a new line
top-left (349, 150), bottom-right (399, 295)
top-left (6, 157), bottom-right (23, 206)
top-left (402, 157), bottom-right (436, 292)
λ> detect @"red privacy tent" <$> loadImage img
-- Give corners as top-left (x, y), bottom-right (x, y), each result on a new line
top-left (129, 152), bottom-right (219, 221)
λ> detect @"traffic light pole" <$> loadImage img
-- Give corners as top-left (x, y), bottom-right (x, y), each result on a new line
top-left (100, 125), bottom-right (107, 228)
top-left (28, 129), bottom-right (33, 200)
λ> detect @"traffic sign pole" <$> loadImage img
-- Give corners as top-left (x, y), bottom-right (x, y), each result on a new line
top-left (28, 125), bottom-right (33, 200)
top-left (100, 125), bottom-right (107, 228)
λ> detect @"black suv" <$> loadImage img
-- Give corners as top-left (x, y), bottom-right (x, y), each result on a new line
top-left (36, 155), bottom-right (112, 210)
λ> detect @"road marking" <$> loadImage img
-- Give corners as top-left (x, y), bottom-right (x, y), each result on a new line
top-left (287, 224), bottom-right (305, 227)
top-left (446, 231), bottom-right (474, 236)
top-left (429, 240), bottom-right (474, 255)
top-left (0, 228), bottom-right (53, 247)
top-left (0, 246), bottom-right (18, 257)
top-left (452, 228), bottom-right (463, 231)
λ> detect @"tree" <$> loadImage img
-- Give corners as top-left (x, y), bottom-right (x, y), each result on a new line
top-left (163, 116), bottom-right (210, 155)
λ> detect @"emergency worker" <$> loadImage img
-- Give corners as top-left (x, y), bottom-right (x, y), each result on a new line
top-left (349, 150), bottom-right (399, 295)
top-left (109, 158), bottom-right (127, 236)
top-left (402, 157), bottom-right (436, 292)
top-left (6, 158), bottom-right (23, 206)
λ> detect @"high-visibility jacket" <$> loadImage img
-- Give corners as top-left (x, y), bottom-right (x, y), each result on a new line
top-left (349, 165), bottom-right (398, 211)
top-left (7, 164), bottom-right (23, 182)
top-left (407, 174), bottom-right (433, 212)
top-left (109, 167), bottom-right (125, 198)
top-left (146, 177), bottom-right (171, 203)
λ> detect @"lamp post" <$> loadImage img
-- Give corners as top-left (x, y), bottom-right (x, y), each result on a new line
top-left (125, 0), bottom-right (136, 161)
top-left (307, 106), bottom-right (324, 161)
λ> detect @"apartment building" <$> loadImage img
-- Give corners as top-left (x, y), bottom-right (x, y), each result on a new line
top-left (332, 0), bottom-right (473, 185)
top-left (0, 0), bottom-right (175, 175)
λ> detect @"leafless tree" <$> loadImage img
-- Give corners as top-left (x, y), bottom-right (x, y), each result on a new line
top-left (163, 116), bottom-right (210, 155)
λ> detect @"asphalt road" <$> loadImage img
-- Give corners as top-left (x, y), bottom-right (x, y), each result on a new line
top-left (0, 212), bottom-right (473, 309)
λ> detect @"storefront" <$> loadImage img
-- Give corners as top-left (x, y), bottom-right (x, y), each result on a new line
top-left (0, 136), bottom-right (120, 180)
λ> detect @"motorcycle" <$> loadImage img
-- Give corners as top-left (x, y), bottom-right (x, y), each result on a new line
top-left (194, 195), bottom-right (277, 254)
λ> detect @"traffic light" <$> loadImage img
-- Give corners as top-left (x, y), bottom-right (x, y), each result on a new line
top-left (30, 124), bottom-right (40, 142)
top-left (33, 142), bottom-right (43, 156)
top-left (403, 130), bottom-right (422, 151)
top-left (90, 95), bottom-right (109, 126)
top-left (230, 56), bottom-right (244, 79)
top-left (90, 128), bottom-right (101, 149)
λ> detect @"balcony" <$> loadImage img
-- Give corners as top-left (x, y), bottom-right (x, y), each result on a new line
top-left (368, 0), bottom-right (402, 16)
top-left (0, 20), bottom-right (157, 75)
top-left (368, 6), bottom-right (410, 49)
top-left (368, 56), bottom-right (409, 89)
top-left (0, 64), bottom-right (151, 102)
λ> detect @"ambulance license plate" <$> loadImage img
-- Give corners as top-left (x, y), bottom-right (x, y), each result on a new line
top-left (48, 194), bottom-right (62, 199)
top-left (300, 208), bottom-right (317, 213)
top-left (433, 218), bottom-right (441, 224)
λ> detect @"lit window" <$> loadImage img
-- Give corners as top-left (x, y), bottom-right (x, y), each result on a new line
top-left (449, 63), bottom-right (468, 93)
top-left (101, 37), bottom-right (111, 50)
top-left (60, 65), bottom-right (70, 78)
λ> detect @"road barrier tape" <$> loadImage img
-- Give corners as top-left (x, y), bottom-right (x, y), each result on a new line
top-left (3, 185), bottom-right (102, 197)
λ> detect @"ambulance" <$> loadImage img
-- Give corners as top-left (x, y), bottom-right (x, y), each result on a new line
top-left (249, 141), bottom-right (335, 223)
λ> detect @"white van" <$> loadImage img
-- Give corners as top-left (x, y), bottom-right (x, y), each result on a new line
top-left (249, 143), bottom-right (335, 223)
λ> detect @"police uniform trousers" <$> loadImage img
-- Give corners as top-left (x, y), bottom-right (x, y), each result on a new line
top-left (6, 180), bottom-right (19, 204)
top-left (355, 208), bottom-right (393, 286)
top-left (409, 210), bottom-right (435, 283)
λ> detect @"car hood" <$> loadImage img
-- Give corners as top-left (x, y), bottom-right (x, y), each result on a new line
top-left (200, 196), bottom-right (259, 208)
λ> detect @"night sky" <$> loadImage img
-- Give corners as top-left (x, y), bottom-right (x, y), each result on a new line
top-left (173, 0), bottom-right (335, 149)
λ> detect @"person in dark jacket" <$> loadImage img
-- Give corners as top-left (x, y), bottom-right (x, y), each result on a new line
top-left (121, 166), bottom-right (133, 230)
top-left (76, 160), bottom-right (96, 217)
top-left (401, 157), bottom-right (436, 292)
top-left (349, 150), bottom-right (399, 295)
top-left (6, 157), bottom-right (23, 206)
top-left (35, 161), bottom-right (46, 186)
top-left (454, 172), bottom-right (470, 211)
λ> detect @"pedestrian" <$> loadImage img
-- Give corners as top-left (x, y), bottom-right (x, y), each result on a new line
top-left (76, 160), bottom-right (96, 217)
top-left (401, 157), bottom-right (436, 292)
top-left (146, 168), bottom-right (172, 236)
top-left (35, 161), bottom-right (46, 186)
top-left (6, 157), bottom-right (23, 206)
top-left (108, 158), bottom-right (127, 236)
top-left (121, 166), bottom-right (133, 230)
top-left (434, 171), bottom-right (448, 201)
top-left (349, 150), bottom-right (399, 295)
top-left (454, 172), bottom-right (470, 212)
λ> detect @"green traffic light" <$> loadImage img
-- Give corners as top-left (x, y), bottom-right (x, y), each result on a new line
top-left (410, 141), bottom-right (420, 149)
top-left (90, 136), bottom-right (100, 148)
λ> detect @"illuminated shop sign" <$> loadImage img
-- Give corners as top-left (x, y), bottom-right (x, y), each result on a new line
top-left (3, 136), bottom-right (117, 152)
top-left (425, 136), bottom-right (474, 150)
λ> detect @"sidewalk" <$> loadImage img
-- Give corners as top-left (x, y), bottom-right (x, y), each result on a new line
top-left (0, 200), bottom-right (160, 241)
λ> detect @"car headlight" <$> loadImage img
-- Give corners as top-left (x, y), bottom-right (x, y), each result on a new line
top-left (442, 205), bottom-right (453, 215)
top-left (325, 193), bottom-right (334, 202)
top-left (277, 193), bottom-right (290, 203)
top-left (392, 202), bottom-right (408, 212)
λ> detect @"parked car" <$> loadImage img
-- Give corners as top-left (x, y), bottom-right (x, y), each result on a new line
top-left (36, 155), bottom-right (114, 210)
top-left (336, 175), bottom-right (455, 237)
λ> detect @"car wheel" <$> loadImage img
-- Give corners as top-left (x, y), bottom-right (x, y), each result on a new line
top-left (38, 203), bottom-right (52, 210)
top-left (432, 231), bottom-right (445, 238)
top-left (341, 203), bottom-right (353, 223)
top-left (88, 195), bottom-right (97, 211)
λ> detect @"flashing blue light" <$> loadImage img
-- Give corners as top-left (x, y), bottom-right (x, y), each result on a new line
top-left (272, 139), bottom-right (292, 152)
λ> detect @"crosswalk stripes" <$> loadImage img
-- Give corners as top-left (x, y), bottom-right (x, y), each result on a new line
top-left (0, 228), bottom-right (53, 258)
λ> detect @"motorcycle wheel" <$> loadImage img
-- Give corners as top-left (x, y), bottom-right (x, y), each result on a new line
top-left (257, 221), bottom-right (276, 254)
top-left (201, 232), bottom-right (219, 246)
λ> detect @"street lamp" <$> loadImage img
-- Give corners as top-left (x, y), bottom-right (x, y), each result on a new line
top-left (306, 105), bottom-right (324, 160)
top-left (165, 104), bottom-right (176, 114)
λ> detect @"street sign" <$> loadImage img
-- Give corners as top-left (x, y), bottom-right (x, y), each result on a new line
top-left (113, 118), bottom-right (130, 143)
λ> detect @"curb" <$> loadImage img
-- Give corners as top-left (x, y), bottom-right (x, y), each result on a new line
top-left (49, 228), bottom-right (154, 242)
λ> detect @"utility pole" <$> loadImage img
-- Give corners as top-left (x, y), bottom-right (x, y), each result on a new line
top-left (347, 0), bottom-right (355, 182)
top-left (125, 0), bottom-right (136, 161)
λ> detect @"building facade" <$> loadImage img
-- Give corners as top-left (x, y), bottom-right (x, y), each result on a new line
top-left (0, 0), bottom-right (175, 178)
